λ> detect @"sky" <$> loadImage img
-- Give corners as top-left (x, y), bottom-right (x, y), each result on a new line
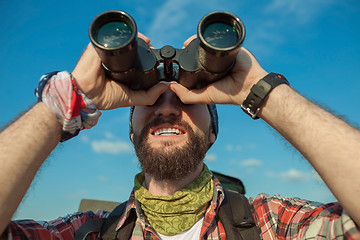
top-left (1, 0), bottom-right (359, 221)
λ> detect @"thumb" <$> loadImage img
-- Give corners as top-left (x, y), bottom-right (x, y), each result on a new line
top-left (127, 82), bottom-right (170, 106)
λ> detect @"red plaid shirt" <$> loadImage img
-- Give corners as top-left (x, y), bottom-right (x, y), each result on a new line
top-left (4, 178), bottom-right (360, 239)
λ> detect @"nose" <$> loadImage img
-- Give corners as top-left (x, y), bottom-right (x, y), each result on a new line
top-left (154, 89), bottom-right (182, 118)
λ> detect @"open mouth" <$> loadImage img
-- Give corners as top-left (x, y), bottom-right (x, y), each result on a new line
top-left (152, 127), bottom-right (185, 136)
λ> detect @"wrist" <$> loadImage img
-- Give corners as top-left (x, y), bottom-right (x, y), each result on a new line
top-left (236, 70), bottom-right (268, 105)
top-left (240, 72), bottom-right (290, 119)
top-left (36, 102), bottom-right (63, 140)
top-left (35, 71), bottom-right (102, 142)
top-left (257, 83), bottom-right (291, 120)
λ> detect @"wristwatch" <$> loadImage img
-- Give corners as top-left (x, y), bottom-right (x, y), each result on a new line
top-left (241, 72), bottom-right (289, 119)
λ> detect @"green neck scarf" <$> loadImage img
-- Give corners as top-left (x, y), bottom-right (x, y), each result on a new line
top-left (134, 165), bottom-right (214, 236)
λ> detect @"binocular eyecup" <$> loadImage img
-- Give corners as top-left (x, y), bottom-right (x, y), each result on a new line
top-left (89, 10), bottom-right (245, 90)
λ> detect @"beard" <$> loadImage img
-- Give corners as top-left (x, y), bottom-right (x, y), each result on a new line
top-left (132, 117), bottom-right (210, 181)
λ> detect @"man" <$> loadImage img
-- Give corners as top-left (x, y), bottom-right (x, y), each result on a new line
top-left (1, 34), bottom-right (360, 239)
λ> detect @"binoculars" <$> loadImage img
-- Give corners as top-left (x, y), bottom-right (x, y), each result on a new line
top-left (89, 10), bottom-right (245, 90)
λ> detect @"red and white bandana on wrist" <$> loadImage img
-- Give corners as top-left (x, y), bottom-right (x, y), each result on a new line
top-left (35, 71), bottom-right (102, 142)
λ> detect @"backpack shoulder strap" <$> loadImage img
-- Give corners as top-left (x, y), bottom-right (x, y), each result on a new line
top-left (74, 201), bottom-right (136, 240)
top-left (73, 217), bottom-right (106, 240)
top-left (100, 201), bottom-right (137, 240)
top-left (218, 189), bottom-right (260, 240)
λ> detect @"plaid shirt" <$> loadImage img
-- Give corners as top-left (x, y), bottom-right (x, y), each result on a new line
top-left (4, 178), bottom-right (360, 239)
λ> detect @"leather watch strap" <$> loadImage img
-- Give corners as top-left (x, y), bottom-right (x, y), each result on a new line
top-left (241, 72), bottom-right (289, 119)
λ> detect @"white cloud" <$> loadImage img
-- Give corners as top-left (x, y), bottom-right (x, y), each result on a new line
top-left (247, 0), bottom-right (337, 55)
top-left (240, 158), bottom-right (262, 167)
top-left (229, 158), bottom-right (262, 172)
top-left (146, 0), bottom-right (192, 47)
top-left (225, 145), bottom-right (233, 151)
top-left (97, 174), bottom-right (109, 183)
top-left (205, 153), bottom-right (216, 162)
top-left (225, 144), bottom-right (243, 152)
top-left (91, 140), bottom-right (133, 154)
top-left (264, 0), bottom-right (335, 24)
top-left (80, 134), bottom-right (90, 143)
top-left (280, 168), bottom-right (309, 183)
top-left (105, 132), bottom-right (115, 139)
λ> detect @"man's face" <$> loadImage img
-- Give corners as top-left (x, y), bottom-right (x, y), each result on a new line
top-left (131, 89), bottom-right (216, 181)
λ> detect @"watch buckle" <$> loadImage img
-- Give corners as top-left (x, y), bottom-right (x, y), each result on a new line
top-left (241, 105), bottom-right (260, 119)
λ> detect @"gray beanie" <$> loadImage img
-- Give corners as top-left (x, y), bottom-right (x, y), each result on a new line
top-left (129, 104), bottom-right (219, 138)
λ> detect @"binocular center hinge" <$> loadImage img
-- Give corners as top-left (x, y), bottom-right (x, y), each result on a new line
top-left (160, 45), bottom-right (176, 59)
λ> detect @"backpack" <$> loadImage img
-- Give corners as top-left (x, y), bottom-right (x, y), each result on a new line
top-left (74, 172), bottom-right (260, 240)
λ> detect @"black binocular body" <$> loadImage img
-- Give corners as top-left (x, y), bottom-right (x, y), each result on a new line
top-left (89, 10), bottom-right (245, 90)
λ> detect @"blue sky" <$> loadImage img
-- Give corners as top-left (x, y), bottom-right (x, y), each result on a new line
top-left (1, 0), bottom-right (359, 220)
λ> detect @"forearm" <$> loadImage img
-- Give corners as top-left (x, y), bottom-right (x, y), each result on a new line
top-left (259, 85), bottom-right (360, 226)
top-left (0, 103), bottom-right (61, 234)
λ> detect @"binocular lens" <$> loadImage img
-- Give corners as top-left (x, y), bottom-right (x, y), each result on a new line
top-left (196, 11), bottom-right (245, 73)
top-left (89, 10), bottom-right (138, 73)
top-left (202, 22), bottom-right (238, 48)
top-left (96, 22), bottom-right (133, 48)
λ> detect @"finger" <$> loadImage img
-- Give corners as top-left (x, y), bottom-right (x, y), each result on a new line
top-left (138, 32), bottom-right (151, 44)
top-left (169, 82), bottom-right (214, 104)
top-left (183, 35), bottom-right (197, 49)
top-left (128, 82), bottom-right (169, 106)
top-left (138, 32), bottom-right (155, 49)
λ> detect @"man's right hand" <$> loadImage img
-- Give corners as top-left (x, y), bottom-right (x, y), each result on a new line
top-left (72, 33), bottom-right (169, 110)
top-left (169, 35), bottom-right (268, 107)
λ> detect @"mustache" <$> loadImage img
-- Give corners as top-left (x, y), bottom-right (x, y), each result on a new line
top-left (142, 116), bottom-right (192, 134)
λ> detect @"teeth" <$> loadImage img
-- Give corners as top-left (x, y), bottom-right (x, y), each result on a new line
top-left (154, 128), bottom-right (184, 136)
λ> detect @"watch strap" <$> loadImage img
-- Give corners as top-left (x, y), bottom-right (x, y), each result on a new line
top-left (241, 72), bottom-right (289, 119)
